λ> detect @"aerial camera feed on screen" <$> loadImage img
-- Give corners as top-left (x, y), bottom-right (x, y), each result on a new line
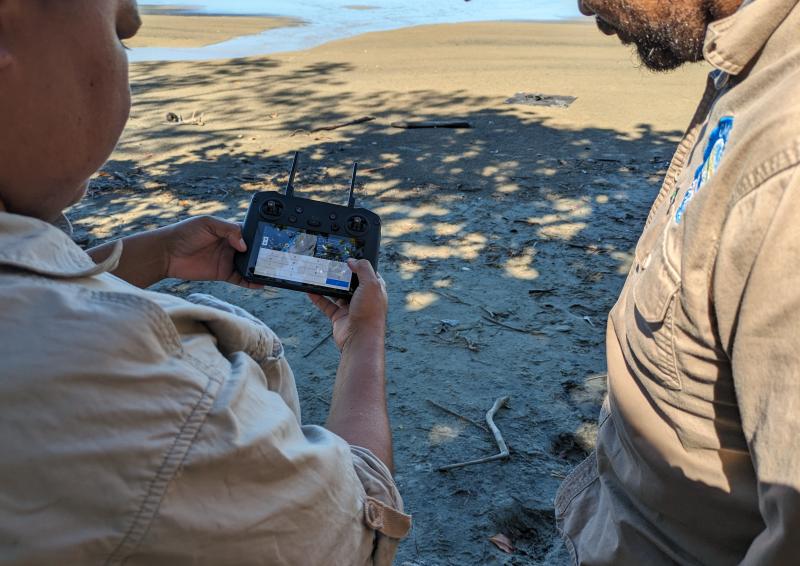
top-left (253, 223), bottom-right (360, 290)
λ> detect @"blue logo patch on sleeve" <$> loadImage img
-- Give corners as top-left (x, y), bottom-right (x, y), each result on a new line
top-left (675, 116), bottom-right (734, 224)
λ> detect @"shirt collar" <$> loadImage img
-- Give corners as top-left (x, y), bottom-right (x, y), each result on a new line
top-left (704, 0), bottom-right (799, 75)
top-left (0, 212), bottom-right (122, 278)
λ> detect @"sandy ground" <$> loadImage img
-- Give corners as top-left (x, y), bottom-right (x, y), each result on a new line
top-left (70, 20), bottom-right (709, 565)
top-left (127, 12), bottom-right (298, 48)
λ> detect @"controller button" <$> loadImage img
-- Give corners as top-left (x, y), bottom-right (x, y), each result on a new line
top-left (331, 223), bottom-right (340, 232)
top-left (329, 213), bottom-right (337, 220)
top-left (289, 215), bottom-right (298, 223)
top-left (295, 206), bottom-right (304, 214)
top-left (307, 218), bottom-right (322, 228)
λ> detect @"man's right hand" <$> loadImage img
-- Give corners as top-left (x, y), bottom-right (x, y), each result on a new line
top-left (309, 259), bottom-right (393, 470)
top-left (308, 259), bottom-right (388, 351)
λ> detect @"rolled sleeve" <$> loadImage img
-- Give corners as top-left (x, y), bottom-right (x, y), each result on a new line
top-left (351, 446), bottom-right (412, 563)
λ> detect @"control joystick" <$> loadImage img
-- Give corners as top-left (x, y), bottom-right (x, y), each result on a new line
top-left (347, 215), bottom-right (368, 234)
top-left (261, 199), bottom-right (283, 217)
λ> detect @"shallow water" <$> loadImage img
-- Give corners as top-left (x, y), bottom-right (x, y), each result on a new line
top-left (132, 0), bottom-right (584, 62)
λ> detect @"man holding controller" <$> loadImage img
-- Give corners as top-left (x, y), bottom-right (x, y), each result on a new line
top-left (0, 1), bottom-right (409, 564)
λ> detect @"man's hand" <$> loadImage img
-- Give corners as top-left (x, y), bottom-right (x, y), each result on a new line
top-left (308, 259), bottom-right (388, 351)
top-left (161, 216), bottom-right (261, 289)
top-left (88, 215), bottom-right (262, 289)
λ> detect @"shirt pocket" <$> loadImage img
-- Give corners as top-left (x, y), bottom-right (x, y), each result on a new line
top-left (629, 233), bottom-right (682, 391)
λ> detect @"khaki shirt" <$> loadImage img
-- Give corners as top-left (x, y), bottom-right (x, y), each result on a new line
top-left (0, 213), bottom-right (410, 565)
top-left (556, 0), bottom-right (800, 564)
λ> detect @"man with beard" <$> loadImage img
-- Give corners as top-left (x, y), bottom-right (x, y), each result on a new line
top-left (555, 0), bottom-right (800, 564)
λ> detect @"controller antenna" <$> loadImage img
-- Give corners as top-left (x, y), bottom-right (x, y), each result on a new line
top-left (347, 162), bottom-right (358, 208)
top-left (285, 151), bottom-right (300, 197)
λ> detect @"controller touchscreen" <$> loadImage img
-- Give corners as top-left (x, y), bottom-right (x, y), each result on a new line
top-left (253, 223), bottom-right (361, 291)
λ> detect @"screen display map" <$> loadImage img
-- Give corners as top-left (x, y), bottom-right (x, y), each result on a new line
top-left (253, 223), bottom-right (359, 290)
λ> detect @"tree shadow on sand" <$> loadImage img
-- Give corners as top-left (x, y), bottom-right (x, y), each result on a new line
top-left (69, 56), bottom-right (683, 566)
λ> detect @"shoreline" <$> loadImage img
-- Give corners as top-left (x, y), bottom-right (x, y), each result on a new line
top-left (129, 17), bottom-right (595, 62)
top-left (127, 13), bottom-right (303, 49)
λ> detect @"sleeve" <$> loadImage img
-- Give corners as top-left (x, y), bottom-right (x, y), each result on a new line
top-left (713, 164), bottom-right (800, 565)
top-left (118, 294), bottom-right (409, 566)
top-left (351, 446), bottom-right (412, 564)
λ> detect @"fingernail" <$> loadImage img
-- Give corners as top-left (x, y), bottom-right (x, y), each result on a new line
top-left (238, 238), bottom-right (246, 249)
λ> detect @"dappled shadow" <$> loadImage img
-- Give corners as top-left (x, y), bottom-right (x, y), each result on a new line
top-left (69, 55), bottom-right (683, 565)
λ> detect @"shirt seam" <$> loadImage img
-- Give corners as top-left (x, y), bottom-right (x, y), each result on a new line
top-left (711, 141), bottom-right (800, 284)
top-left (710, 150), bottom-right (800, 356)
top-left (554, 450), bottom-right (599, 516)
top-left (733, 141), bottom-right (800, 201)
top-left (643, 76), bottom-right (718, 230)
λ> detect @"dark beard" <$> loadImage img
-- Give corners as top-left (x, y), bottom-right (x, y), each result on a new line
top-left (616, 23), bottom-right (706, 72)
top-left (634, 41), bottom-right (686, 72)
top-left (598, 15), bottom-right (705, 72)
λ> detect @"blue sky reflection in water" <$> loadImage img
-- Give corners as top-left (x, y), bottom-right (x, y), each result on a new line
top-left (133, 0), bottom-right (584, 61)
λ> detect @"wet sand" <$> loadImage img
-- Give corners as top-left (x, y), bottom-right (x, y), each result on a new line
top-left (127, 13), bottom-right (301, 48)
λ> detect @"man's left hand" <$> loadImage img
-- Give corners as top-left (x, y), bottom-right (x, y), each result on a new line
top-left (161, 216), bottom-right (261, 288)
top-left (88, 215), bottom-right (263, 289)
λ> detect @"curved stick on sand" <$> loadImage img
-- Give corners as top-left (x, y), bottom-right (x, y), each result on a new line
top-left (438, 396), bottom-right (511, 472)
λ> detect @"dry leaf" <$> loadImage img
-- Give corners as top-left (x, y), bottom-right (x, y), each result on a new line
top-left (489, 533), bottom-right (514, 554)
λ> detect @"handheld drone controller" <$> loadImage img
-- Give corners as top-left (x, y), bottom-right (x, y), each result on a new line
top-left (234, 152), bottom-right (381, 299)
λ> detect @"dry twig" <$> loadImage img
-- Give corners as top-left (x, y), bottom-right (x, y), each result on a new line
top-left (427, 399), bottom-right (490, 433)
top-left (290, 116), bottom-right (376, 137)
top-left (303, 330), bottom-right (334, 358)
top-left (438, 396), bottom-right (511, 472)
top-left (481, 316), bottom-right (544, 337)
top-left (391, 120), bottom-right (471, 129)
top-left (431, 289), bottom-right (471, 305)
top-left (311, 115), bottom-right (376, 132)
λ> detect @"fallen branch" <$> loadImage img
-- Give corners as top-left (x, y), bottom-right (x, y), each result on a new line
top-left (391, 120), bottom-right (471, 129)
top-left (303, 330), bottom-right (334, 358)
top-left (290, 116), bottom-right (376, 137)
top-left (312, 115), bottom-right (376, 132)
top-left (438, 396), bottom-right (511, 472)
top-left (427, 399), bottom-right (490, 433)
